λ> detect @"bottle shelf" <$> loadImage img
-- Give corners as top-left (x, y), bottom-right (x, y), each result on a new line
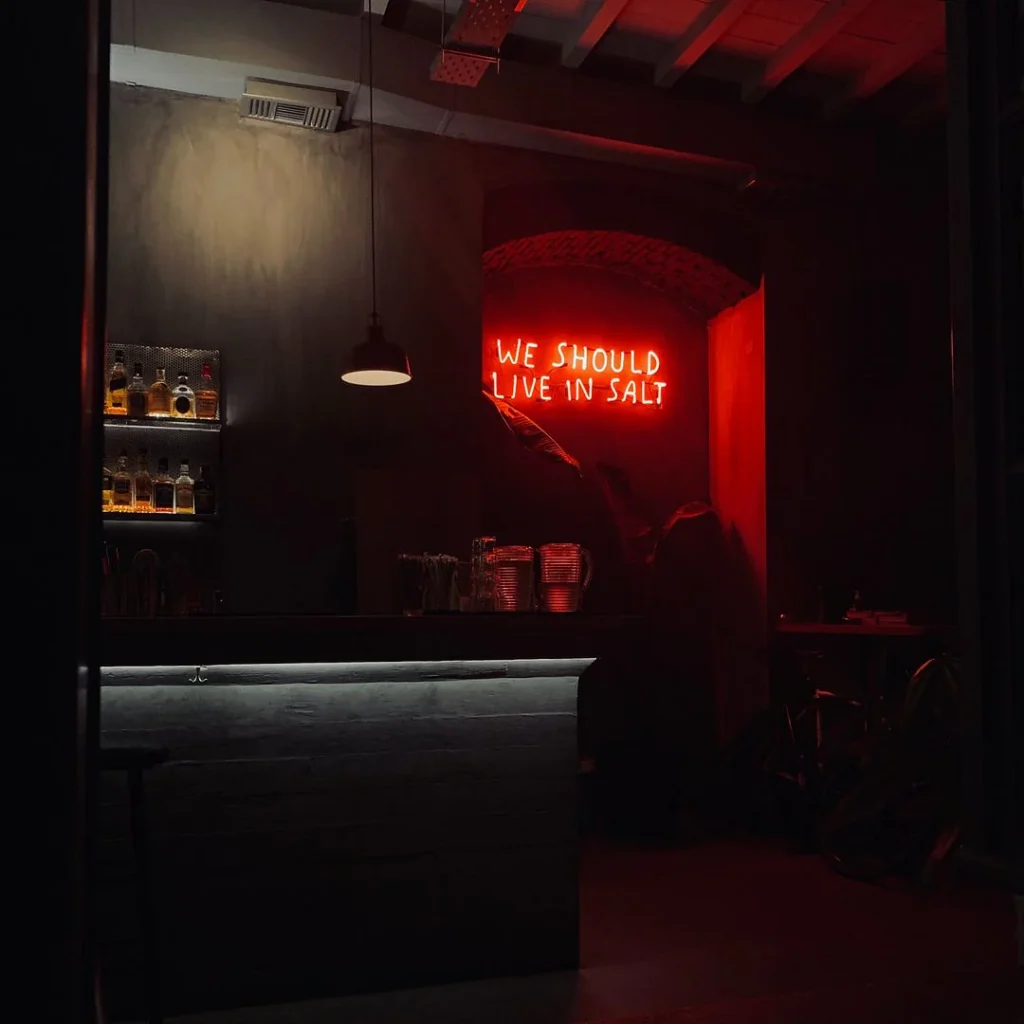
top-left (104, 415), bottom-right (222, 432)
top-left (103, 512), bottom-right (218, 523)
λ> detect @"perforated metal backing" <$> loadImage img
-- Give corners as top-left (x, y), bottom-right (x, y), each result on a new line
top-left (429, 0), bottom-right (523, 87)
top-left (482, 230), bottom-right (756, 320)
top-left (430, 50), bottom-right (494, 87)
top-left (105, 344), bottom-right (222, 422)
top-left (448, 0), bottom-right (521, 49)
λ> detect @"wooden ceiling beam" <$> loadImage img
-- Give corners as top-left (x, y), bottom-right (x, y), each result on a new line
top-left (562, 0), bottom-right (632, 69)
top-left (743, 0), bottom-right (876, 103)
top-left (826, 4), bottom-right (946, 115)
top-left (654, 0), bottom-right (755, 88)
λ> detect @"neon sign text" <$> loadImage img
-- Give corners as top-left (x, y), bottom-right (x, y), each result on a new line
top-left (488, 338), bottom-right (668, 407)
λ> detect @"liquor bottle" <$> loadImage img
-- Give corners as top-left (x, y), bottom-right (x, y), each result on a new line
top-left (148, 367), bottom-right (171, 418)
top-left (153, 458), bottom-right (175, 513)
top-left (175, 459), bottom-right (195, 514)
top-left (111, 450), bottom-right (133, 510)
top-left (127, 362), bottom-right (148, 417)
top-left (195, 364), bottom-right (219, 420)
top-left (106, 350), bottom-right (128, 415)
top-left (101, 463), bottom-right (114, 508)
top-left (194, 464), bottom-right (217, 515)
top-left (134, 448), bottom-right (153, 512)
top-left (171, 372), bottom-right (196, 419)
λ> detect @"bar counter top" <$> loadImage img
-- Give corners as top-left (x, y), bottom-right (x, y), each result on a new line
top-left (101, 613), bottom-right (642, 666)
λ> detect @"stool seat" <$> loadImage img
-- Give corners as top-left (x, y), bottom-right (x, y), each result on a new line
top-left (100, 747), bottom-right (169, 772)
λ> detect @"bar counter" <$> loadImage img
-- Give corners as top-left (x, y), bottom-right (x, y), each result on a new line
top-left (99, 615), bottom-right (638, 1018)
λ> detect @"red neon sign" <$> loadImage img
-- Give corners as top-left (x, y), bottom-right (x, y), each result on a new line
top-left (486, 338), bottom-right (668, 407)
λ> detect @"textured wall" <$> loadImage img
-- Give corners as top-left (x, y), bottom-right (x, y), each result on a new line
top-left (108, 85), bottom-right (486, 613)
top-left (106, 81), bottom-right (954, 645)
top-left (709, 287), bottom-right (767, 742)
top-left (760, 195), bottom-right (954, 621)
top-left (98, 665), bottom-right (580, 1017)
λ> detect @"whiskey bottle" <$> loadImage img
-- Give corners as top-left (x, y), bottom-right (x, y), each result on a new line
top-left (101, 463), bottom-right (114, 508)
top-left (195, 363), bottom-right (219, 420)
top-left (111, 450), bottom-right (133, 510)
top-left (127, 362), bottom-right (148, 417)
top-left (175, 459), bottom-right (195, 514)
top-left (148, 367), bottom-right (171, 418)
top-left (134, 449), bottom-right (153, 512)
top-left (106, 351), bottom-right (128, 416)
top-left (153, 458), bottom-right (175, 513)
top-left (171, 372), bottom-right (196, 419)
top-left (194, 464), bottom-right (216, 515)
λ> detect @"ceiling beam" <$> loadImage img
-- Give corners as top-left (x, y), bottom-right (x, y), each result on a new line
top-left (743, 0), bottom-right (876, 103)
top-left (381, 0), bottom-right (413, 32)
top-left (826, 5), bottom-right (945, 115)
top-left (655, 0), bottom-right (755, 88)
top-left (562, 0), bottom-right (631, 69)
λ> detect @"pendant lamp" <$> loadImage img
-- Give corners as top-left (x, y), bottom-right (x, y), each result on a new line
top-left (342, 312), bottom-right (411, 386)
top-left (342, 1), bottom-right (411, 387)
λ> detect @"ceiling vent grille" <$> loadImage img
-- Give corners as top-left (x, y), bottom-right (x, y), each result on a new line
top-left (241, 79), bottom-right (342, 133)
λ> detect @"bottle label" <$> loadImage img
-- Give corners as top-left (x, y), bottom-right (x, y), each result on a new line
top-left (154, 483), bottom-right (174, 509)
top-left (109, 377), bottom-right (126, 393)
top-left (112, 479), bottom-right (132, 506)
top-left (128, 393), bottom-right (147, 416)
top-left (174, 396), bottom-right (193, 415)
top-left (195, 490), bottom-right (216, 515)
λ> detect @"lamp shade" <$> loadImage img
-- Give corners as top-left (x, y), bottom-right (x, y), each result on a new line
top-left (341, 317), bottom-right (411, 386)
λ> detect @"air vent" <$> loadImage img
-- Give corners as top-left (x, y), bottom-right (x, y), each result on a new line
top-left (241, 79), bottom-right (342, 133)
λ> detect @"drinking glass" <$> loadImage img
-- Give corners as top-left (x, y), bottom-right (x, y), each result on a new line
top-left (491, 545), bottom-right (535, 612)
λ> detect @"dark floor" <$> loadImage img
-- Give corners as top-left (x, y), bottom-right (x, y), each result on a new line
top-left (169, 839), bottom-right (1022, 1024)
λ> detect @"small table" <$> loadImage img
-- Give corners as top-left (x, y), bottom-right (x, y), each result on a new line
top-left (776, 622), bottom-right (930, 639)
top-left (774, 621), bottom-right (938, 726)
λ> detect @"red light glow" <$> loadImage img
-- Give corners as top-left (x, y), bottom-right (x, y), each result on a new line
top-left (486, 337), bottom-right (668, 407)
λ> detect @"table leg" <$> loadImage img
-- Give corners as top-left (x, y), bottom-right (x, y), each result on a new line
top-left (128, 767), bottom-right (163, 1024)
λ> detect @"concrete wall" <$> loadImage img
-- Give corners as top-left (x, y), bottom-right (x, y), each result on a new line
top-left (108, 85), bottom-right (486, 614)
top-left (98, 663), bottom-right (582, 1017)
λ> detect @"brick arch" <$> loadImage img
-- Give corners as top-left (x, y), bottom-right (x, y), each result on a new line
top-left (483, 230), bottom-right (755, 321)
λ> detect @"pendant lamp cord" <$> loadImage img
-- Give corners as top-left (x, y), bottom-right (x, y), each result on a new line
top-left (366, 0), bottom-right (378, 322)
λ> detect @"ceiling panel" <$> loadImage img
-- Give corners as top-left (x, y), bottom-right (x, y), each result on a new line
top-left (392, 0), bottom-right (944, 124)
top-left (598, 28), bottom-right (672, 64)
top-left (521, 0), bottom-right (587, 17)
top-left (842, 0), bottom-right (944, 45)
top-left (728, 10), bottom-right (806, 46)
top-left (806, 32), bottom-right (896, 75)
top-left (747, 0), bottom-right (827, 26)
top-left (715, 32), bottom-right (777, 59)
top-left (613, 0), bottom-right (709, 40)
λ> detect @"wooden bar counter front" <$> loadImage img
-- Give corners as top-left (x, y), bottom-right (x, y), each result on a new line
top-left (99, 615), bottom-right (636, 1018)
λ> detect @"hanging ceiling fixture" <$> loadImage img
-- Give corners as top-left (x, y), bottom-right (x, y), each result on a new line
top-left (342, 0), bottom-right (411, 387)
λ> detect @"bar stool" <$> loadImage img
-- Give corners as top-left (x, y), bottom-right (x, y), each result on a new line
top-left (98, 746), bottom-right (168, 1024)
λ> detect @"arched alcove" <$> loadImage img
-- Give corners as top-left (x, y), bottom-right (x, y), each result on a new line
top-left (481, 228), bottom-right (764, 621)
top-left (483, 229), bottom-right (756, 321)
